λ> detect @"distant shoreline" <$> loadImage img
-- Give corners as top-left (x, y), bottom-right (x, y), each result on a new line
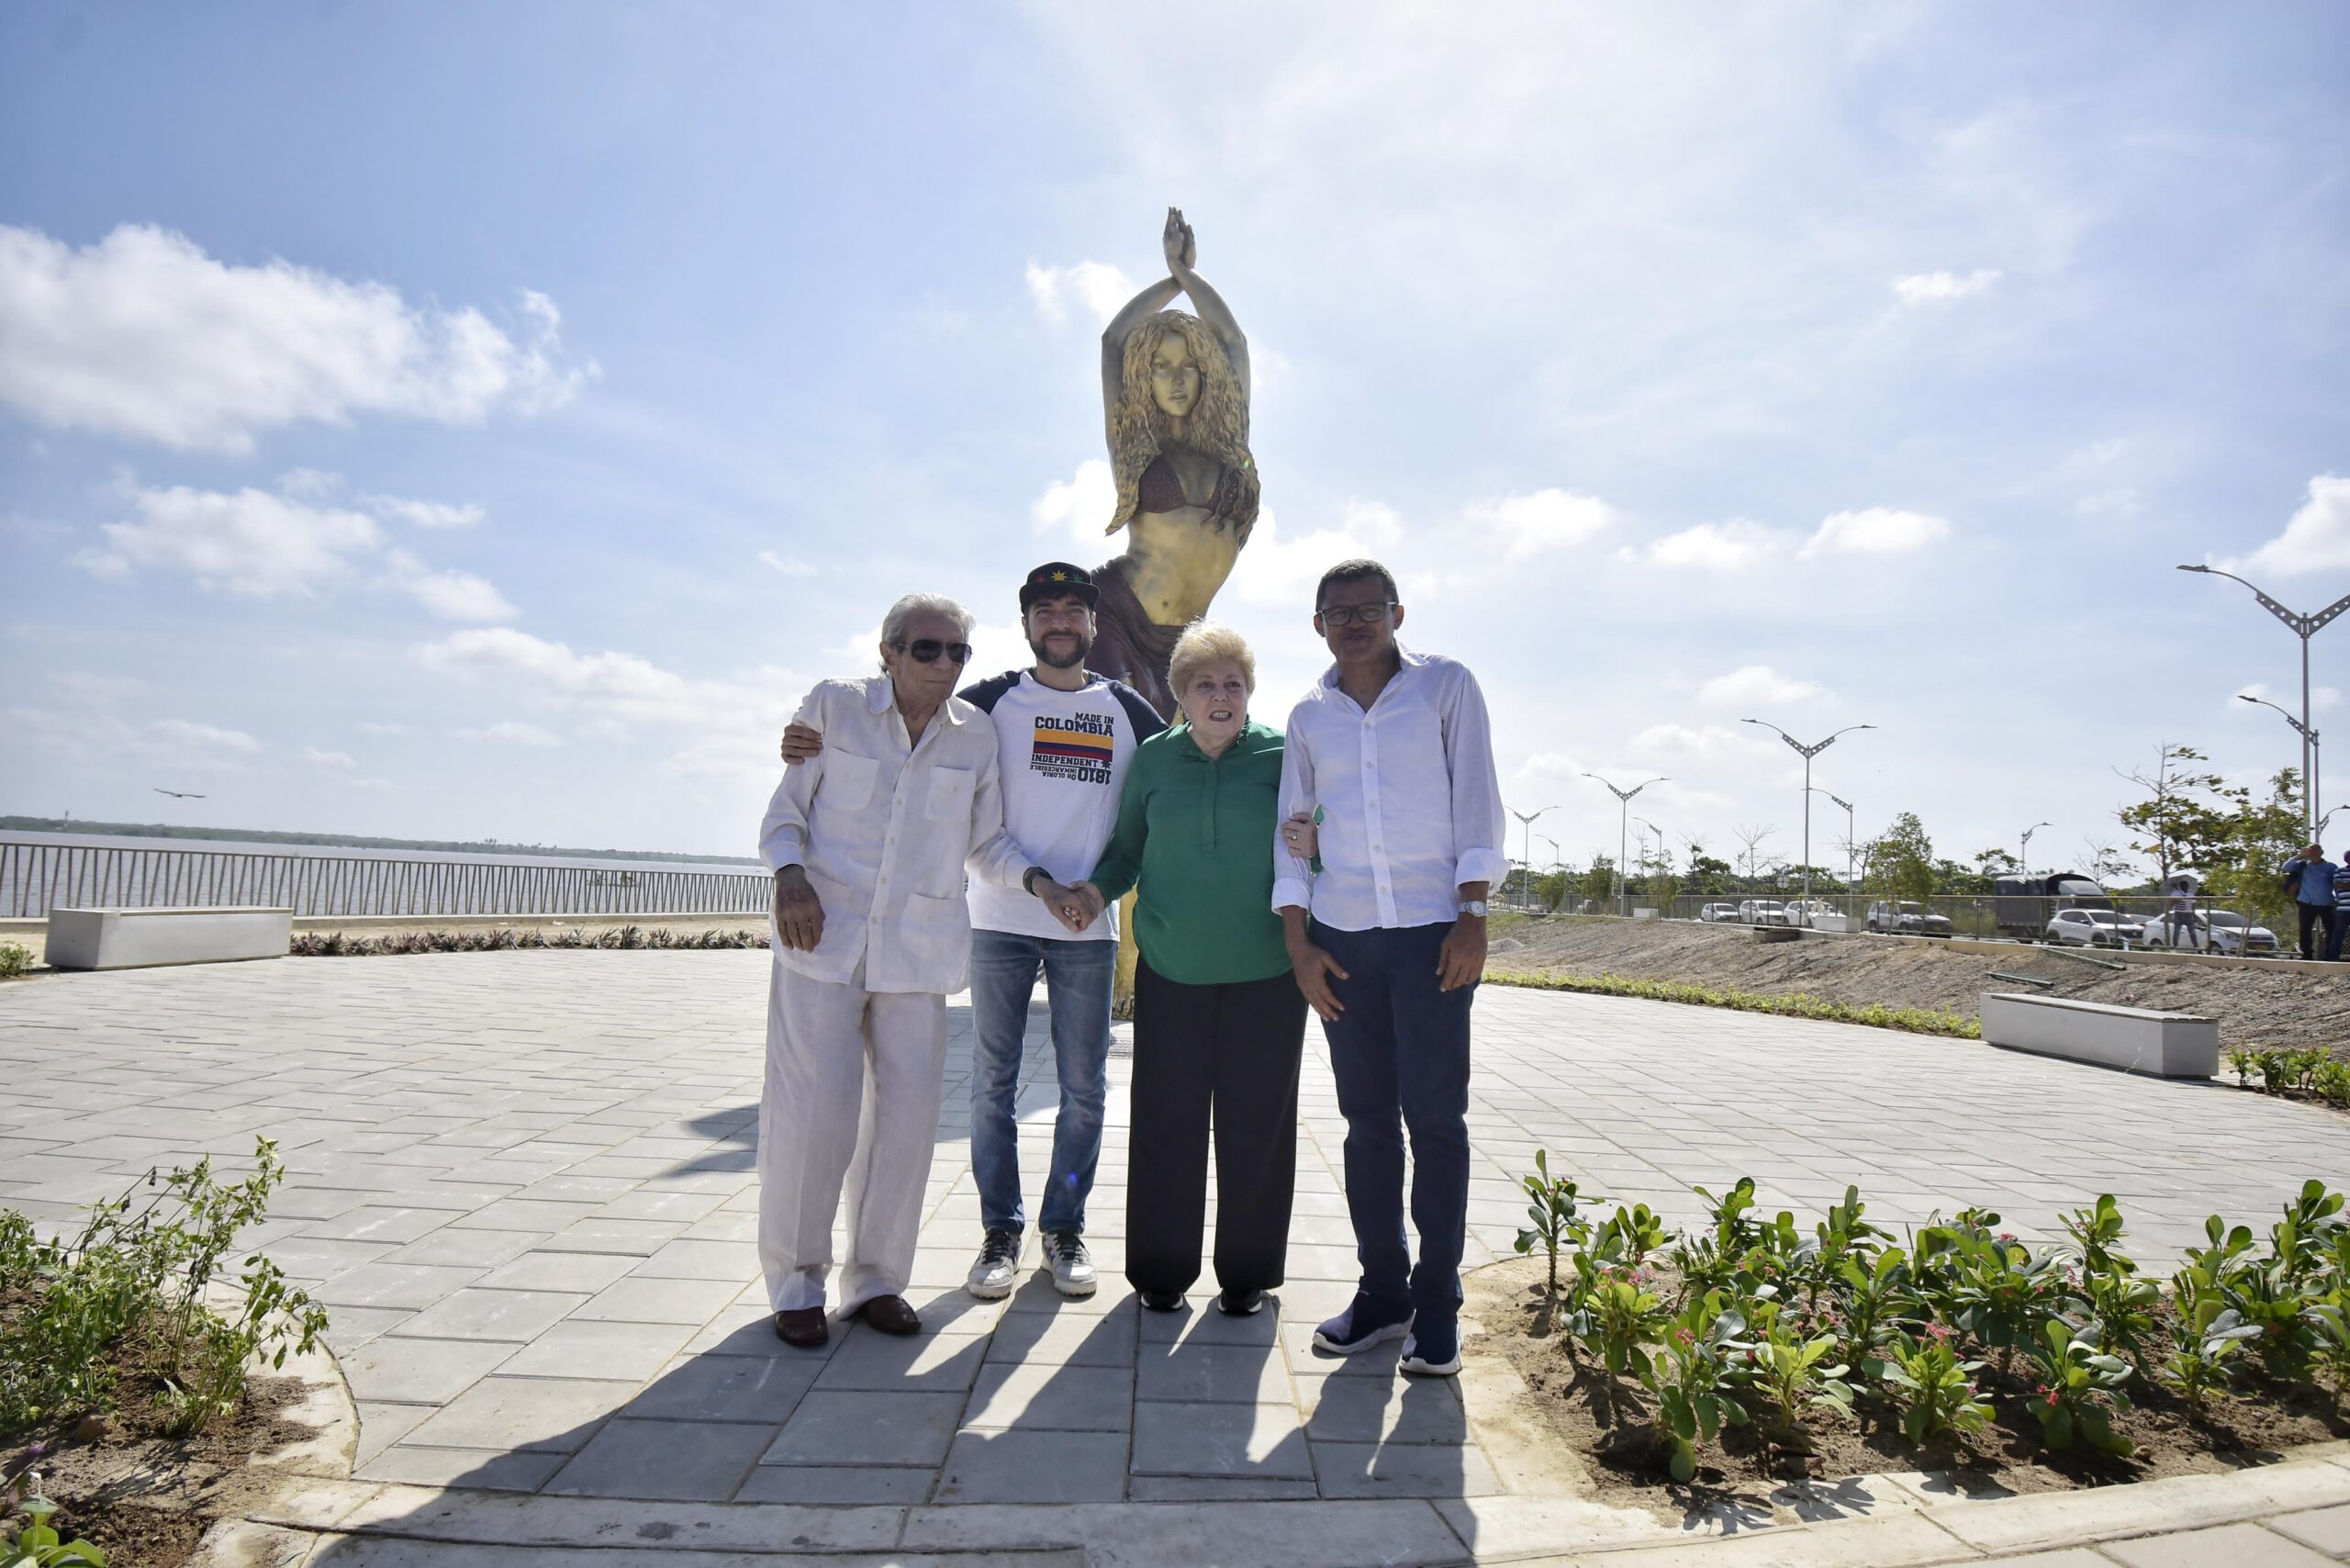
top-left (0, 817), bottom-right (761, 868)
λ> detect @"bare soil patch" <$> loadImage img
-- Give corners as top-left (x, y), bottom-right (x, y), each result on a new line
top-left (1489, 916), bottom-right (2345, 1050)
top-left (1466, 1256), bottom-right (2349, 1522)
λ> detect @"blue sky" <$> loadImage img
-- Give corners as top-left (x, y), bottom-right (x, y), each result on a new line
top-left (3, 2), bottom-right (2346, 871)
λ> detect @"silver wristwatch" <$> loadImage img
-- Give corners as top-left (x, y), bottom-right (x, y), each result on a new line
top-left (1458, 900), bottom-right (1489, 917)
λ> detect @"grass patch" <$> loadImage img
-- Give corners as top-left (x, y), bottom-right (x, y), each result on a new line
top-left (1486, 969), bottom-right (1980, 1038)
top-left (0, 942), bottom-right (28, 980)
top-left (289, 924), bottom-right (767, 957)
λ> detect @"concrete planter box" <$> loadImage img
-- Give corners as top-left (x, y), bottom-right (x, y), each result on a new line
top-left (1980, 991), bottom-right (2218, 1079)
top-left (1809, 913), bottom-right (1859, 935)
top-left (46, 907), bottom-right (292, 971)
top-left (1631, 908), bottom-right (1659, 921)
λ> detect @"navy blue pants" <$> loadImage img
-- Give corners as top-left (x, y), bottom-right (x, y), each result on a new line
top-left (1312, 919), bottom-right (1473, 1329)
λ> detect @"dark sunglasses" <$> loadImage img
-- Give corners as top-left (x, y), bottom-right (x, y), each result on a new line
top-left (894, 638), bottom-right (973, 666)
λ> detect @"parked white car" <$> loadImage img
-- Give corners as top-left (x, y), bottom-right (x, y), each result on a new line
top-left (1784, 899), bottom-right (1840, 928)
top-left (2140, 910), bottom-right (2280, 956)
top-left (1738, 899), bottom-right (1790, 925)
top-left (1698, 902), bottom-right (1742, 924)
top-left (1866, 900), bottom-right (1955, 936)
top-left (2045, 909), bottom-right (2143, 948)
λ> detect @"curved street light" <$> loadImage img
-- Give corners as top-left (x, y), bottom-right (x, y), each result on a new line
top-left (1582, 772), bottom-right (1667, 917)
top-left (2179, 564), bottom-right (2350, 842)
top-left (1741, 721), bottom-right (1875, 920)
top-left (2240, 693), bottom-right (2322, 842)
top-left (1508, 805), bottom-right (1555, 910)
top-left (2020, 820), bottom-right (2053, 874)
top-left (1811, 788), bottom-right (1857, 890)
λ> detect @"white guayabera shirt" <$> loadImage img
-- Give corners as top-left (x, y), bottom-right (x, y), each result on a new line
top-left (760, 677), bottom-right (1030, 994)
top-left (1271, 646), bottom-right (1510, 932)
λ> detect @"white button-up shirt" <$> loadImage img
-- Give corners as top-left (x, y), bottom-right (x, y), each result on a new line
top-left (1271, 647), bottom-right (1509, 932)
top-left (760, 677), bottom-right (1029, 994)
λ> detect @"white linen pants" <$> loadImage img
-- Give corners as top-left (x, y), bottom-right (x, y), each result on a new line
top-left (758, 956), bottom-right (949, 1316)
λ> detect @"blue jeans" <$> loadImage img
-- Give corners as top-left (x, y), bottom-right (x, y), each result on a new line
top-left (1313, 919), bottom-right (1473, 1330)
top-left (968, 928), bottom-right (1115, 1236)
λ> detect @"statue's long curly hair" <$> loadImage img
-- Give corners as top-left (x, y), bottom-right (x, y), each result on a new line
top-left (1108, 311), bottom-right (1259, 539)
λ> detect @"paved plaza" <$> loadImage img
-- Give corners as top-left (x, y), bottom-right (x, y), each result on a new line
top-left (3, 950), bottom-right (2348, 1563)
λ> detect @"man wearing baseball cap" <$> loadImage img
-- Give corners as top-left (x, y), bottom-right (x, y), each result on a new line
top-left (783, 562), bottom-right (1164, 1299)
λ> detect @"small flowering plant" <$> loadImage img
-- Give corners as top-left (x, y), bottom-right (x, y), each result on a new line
top-left (2027, 1318), bottom-right (2135, 1457)
top-left (1587, 1268), bottom-right (1671, 1382)
top-left (1867, 1330), bottom-right (1992, 1447)
top-left (1, 1473), bottom-right (106, 1566)
top-left (1639, 1290), bottom-right (1751, 1483)
top-left (1743, 1303), bottom-right (1855, 1442)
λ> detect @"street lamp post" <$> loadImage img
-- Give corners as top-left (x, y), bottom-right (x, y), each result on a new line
top-left (2178, 565), bottom-right (2350, 843)
top-left (1638, 816), bottom-right (1665, 913)
top-left (1814, 789), bottom-right (1857, 894)
top-left (1742, 721), bottom-right (1874, 923)
top-left (1509, 806), bottom-right (1555, 912)
top-left (1581, 773), bottom-right (1667, 917)
top-left (2240, 694), bottom-right (2322, 843)
top-left (2020, 821), bottom-right (2052, 875)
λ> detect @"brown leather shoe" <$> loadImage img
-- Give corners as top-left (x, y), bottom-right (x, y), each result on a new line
top-left (772, 1307), bottom-right (829, 1348)
top-left (856, 1294), bottom-right (922, 1337)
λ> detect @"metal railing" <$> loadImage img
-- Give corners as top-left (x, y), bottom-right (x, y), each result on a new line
top-left (1, 838), bottom-right (770, 921)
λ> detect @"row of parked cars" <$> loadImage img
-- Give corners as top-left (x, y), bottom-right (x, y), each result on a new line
top-left (1697, 897), bottom-right (2280, 954)
top-left (1699, 899), bottom-right (1959, 935)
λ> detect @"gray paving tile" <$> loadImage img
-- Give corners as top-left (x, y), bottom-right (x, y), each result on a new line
top-left (627, 1352), bottom-right (822, 1422)
top-left (1136, 1341), bottom-right (1291, 1404)
top-left (963, 1361), bottom-right (1132, 1431)
top-left (1309, 1439), bottom-right (1502, 1497)
top-left (733, 1464), bottom-right (937, 1504)
top-left (1130, 1401), bottom-right (1312, 1479)
top-left (545, 1417), bottom-right (776, 1501)
top-left (399, 1375), bottom-right (636, 1452)
top-left (763, 1390), bottom-right (966, 1467)
top-left (340, 1337), bottom-right (517, 1404)
top-left (390, 1287), bottom-right (588, 1343)
top-left (475, 1249), bottom-right (641, 1294)
top-left (571, 1274), bottom-right (741, 1324)
top-left (934, 1428), bottom-right (1128, 1503)
top-left (311, 1262), bottom-right (485, 1310)
top-left (352, 1444), bottom-right (567, 1492)
top-left (815, 1326), bottom-right (990, 1392)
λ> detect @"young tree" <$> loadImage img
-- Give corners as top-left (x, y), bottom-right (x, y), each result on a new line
top-left (2197, 768), bottom-right (2306, 931)
top-left (2075, 837), bottom-right (2139, 889)
top-left (1973, 846), bottom-right (2022, 879)
top-left (2114, 745), bottom-right (2232, 880)
top-left (1870, 812), bottom-right (1937, 907)
top-left (1583, 855), bottom-right (1617, 908)
top-left (1732, 823), bottom-right (1779, 881)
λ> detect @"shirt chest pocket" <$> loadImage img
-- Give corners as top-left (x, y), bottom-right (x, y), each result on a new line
top-left (925, 765), bottom-right (975, 822)
top-left (822, 749), bottom-right (881, 811)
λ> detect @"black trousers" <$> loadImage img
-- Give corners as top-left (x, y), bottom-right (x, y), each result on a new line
top-left (2300, 902), bottom-right (2330, 960)
top-left (1125, 956), bottom-right (1309, 1298)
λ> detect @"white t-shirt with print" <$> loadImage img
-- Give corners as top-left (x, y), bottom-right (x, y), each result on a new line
top-left (958, 668), bottom-right (1165, 943)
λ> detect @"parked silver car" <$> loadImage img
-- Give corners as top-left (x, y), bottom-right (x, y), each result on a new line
top-left (2045, 909), bottom-right (2143, 948)
top-left (1698, 902), bottom-right (1742, 924)
top-left (1866, 900), bottom-right (1954, 936)
top-left (2140, 910), bottom-right (2279, 956)
top-left (1738, 899), bottom-right (1790, 925)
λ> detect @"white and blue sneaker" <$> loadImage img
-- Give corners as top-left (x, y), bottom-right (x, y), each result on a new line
top-left (1312, 1293), bottom-right (1414, 1355)
top-left (1399, 1317), bottom-right (1461, 1377)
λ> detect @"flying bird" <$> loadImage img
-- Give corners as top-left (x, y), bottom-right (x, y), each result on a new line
top-left (152, 788), bottom-right (207, 800)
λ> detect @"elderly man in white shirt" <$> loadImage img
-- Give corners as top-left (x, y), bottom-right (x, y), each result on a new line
top-left (1273, 558), bottom-right (1506, 1380)
top-left (758, 592), bottom-right (1084, 1348)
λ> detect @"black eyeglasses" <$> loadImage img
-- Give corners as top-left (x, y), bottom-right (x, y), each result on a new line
top-left (894, 639), bottom-right (973, 666)
top-left (1316, 602), bottom-right (1396, 627)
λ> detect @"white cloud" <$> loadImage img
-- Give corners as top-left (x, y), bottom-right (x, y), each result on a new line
top-left (1799, 507), bottom-right (1952, 557)
top-left (364, 495), bottom-right (486, 529)
top-left (397, 566), bottom-right (517, 623)
top-left (2235, 682), bottom-right (2342, 715)
top-left (147, 718), bottom-right (260, 755)
top-left (1892, 269), bottom-right (2002, 305)
top-left (0, 223), bottom-right (590, 453)
top-left (1468, 489), bottom-right (1615, 559)
top-left (2221, 474), bottom-right (2350, 577)
top-left (77, 483), bottom-right (382, 596)
top-left (1228, 501), bottom-right (1404, 610)
top-left (7, 708), bottom-right (261, 774)
top-left (352, 721), bottom-right (408, 735)
top-left (1024, 261), bottom-right (1136, 326)
top-left (1031, 459), bottom-right (1116, 551)
top-left (453, 721), bottom-right (561, 746)
top-left (1634, 518), bottom-right (1790, 572)
top-left (1696, 665), bottom-right (1830, 708)
top-left (303, 746), bottom-right (356, 768)
top-left (758, 550), bottom-right (817, 577)
top-left (2073, 488), bottom-right (2143, 521)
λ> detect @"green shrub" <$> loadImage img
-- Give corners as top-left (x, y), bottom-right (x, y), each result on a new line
top-left (0, 943), bottom-right (29, 980)
top-left (1485, 969), bottom-right (1979, 1038)
top-left (289, 925), bottom-right (767, 957)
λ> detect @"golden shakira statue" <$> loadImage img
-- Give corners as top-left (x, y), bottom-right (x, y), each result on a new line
top-left (1083, 208), bottom-right (1259, 719)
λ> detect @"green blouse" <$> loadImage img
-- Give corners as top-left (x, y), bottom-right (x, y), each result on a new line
top-left (1087, 720), bottom-right (1292, 987)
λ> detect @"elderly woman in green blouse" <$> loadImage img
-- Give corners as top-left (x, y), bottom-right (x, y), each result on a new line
top-left (1074, 622), bottom-right (1307, 1316)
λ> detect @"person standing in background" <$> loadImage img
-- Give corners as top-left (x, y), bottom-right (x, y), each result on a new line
top-left (2282, 843), bottom-right (2339, 960)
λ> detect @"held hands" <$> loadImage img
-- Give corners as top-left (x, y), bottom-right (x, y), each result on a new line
top-left (773, 866), bottom-right (824, 952)
top-left (779, 722), bottom-right (823, 766)
top-left (1286, 935), bottom-right (1349, 1022)
top-left (1281, 811), bottom-right (1318, 861)
top-left (1032, 876), bottom-right (1105, 935)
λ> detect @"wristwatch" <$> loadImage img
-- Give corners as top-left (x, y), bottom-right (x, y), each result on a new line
top-left (1023, 866), bottom-right (1049, 895)
top-left (1458, 900), bottom-right (1489, 917)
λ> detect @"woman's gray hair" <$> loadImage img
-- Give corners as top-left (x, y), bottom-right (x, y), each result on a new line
top-left (879, 592), bottom-right (976, 667)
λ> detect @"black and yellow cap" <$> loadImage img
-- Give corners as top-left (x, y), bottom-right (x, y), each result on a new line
top-left (1020, 561), bottom-right (1099, 610)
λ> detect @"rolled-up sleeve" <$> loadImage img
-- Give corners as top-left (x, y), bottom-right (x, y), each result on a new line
top-left (758, 686), bottom-right (823, 873)
top-left (1271, 711), bottom-right (1315, 913)
top-left (1440, 666), bottom-right (1509, 890)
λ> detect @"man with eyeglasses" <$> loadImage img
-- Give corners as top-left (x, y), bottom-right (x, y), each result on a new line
top-left (1273, 558), bottom-right (1506, 1379)
top-left (780, 563), bottom-right (1164, 1303)
top-left (756, 592), bottom-right (1046, 1347)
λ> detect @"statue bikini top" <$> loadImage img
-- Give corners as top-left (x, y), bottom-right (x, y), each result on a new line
top-left (1136, 453), bottom-right (1248, 526)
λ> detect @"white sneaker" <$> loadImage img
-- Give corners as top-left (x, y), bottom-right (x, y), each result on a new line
top-left (966, 1228), bottom-right (1019, 1299)
top-left (1045, 1230), bottom-right (1097, 1297)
